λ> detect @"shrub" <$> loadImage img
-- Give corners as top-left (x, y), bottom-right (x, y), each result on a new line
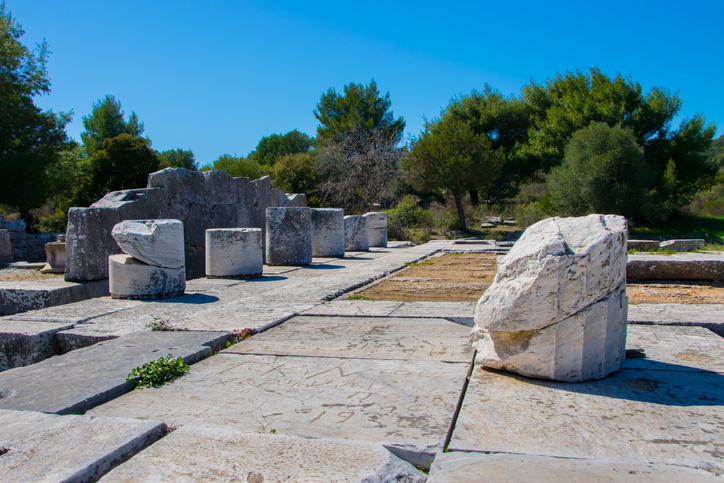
top-left (126, 354), bottom-right (189, 389)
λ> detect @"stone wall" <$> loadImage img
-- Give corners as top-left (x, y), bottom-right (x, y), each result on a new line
top-left (0, 216), bottom-right (63, 263)
top-left (65, 168), bottom-right (306, 282)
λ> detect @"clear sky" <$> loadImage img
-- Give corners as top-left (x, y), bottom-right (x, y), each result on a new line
top-left (8, 0), bottom-right (723, 167)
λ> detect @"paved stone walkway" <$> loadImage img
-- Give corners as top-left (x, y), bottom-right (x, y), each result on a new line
top-left (0, 241), bottom-right (723, 481)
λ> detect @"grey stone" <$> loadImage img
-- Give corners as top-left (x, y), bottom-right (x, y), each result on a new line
top-left (0, 279), bottom-right (109, 316)
top-left (0, 409), bottom-right (166, 483)
top-left (65, 206), bottom-right (122, 282)
top-left (0, 320), bottom-right (73, 371)
top-left (311, 208), bottom-right (345, 257)
top-left (0, 330), bottom-right (228, 414)
top-left (345, 215), bottom-right (370, 251)
top-left (111, 219), bottom-right (185, 268)
top-left (369, 227), bottom-right (388, 247)
top-left (390, 301), bottom-right (476, 326)
top-left (0, 229), bottom-right (12, 263)
top-left (628, 303), bottom-right (724, 332)
top-left (109, 254), bottom-right (186, 300)
top-left (4, 218), bottom-right (26, 232)
top-left (283, 193), bottom-right (307, 207)
top-left (627, 239), bottom-right (660, 251)
top-left (40, 241), bottom-right (66, 273)
top-left (3, 297), bottom-right (141, 324)
top-left (660, 238), bottom-right (706, 252)
top-left (302, 300), bottom-right (403, 317)
top-left (205, 228), bottom-right (263, 279)
top-left (627, 252), bottom-right (724, 279)
top-left (265, 207), bottom-right (312, 266)
top-left (364, 211), bottom-right (388, 229)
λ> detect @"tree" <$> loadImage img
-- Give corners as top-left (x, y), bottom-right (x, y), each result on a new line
top-left (270, 152), bottom-right (320, 206)
top-left (547, 122), bottom-right (654, 220)
top-left (0, 2), bottom-right (70, 227)
top-left (80, 95), bottom-right (144, 156)
top-left (405, 115), bottom-right (504, 230)
top-left (202, 154), bottom-right (266, 180)
top-left (158, 148), bottom-right (197, 170)
top-left (71, 134), bottom-right (159, 207)
top-left (248, 129), bottom-right (314, 166)
top-left (314, 79), bottom-right (405, 144)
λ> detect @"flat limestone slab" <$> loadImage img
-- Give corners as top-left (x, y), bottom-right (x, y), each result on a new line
top-left (627, 252), bottom-right (724, 280)
top-left (626, 325), bottom-right (724, 373)
top-left (91, 353), bottom-right (468, 456)
top-left (0, 409), bottom-right (165, 483)
top-left (390, 302), bottom-right (476, 326)
top-left (0, 330), bottom-right (227, 414)
top-left (99, 425), bottom-right (426, 482)
top-left (301, 300), bottom-right (403, 317)
top-left (0, 279), bottom-right (109, 316)
top-left (3, 297), bottom-right (141, 324)
top-left (225, 315), bottom-right (473, 362)
top-left (0, 320), bottom-right (73, 372)
top-left (629, 303), bottom-right (724, 327)
top-left (449, 326), bottom-right (724, 473)
top-left (427, 452), bottom-right (721, 482)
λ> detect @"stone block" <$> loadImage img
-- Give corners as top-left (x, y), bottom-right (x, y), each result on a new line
top-left (627, 239), bottom-right (660, 251)
top-left (0, 279), bottom-right (109, 316)
top-left (112, 219), bottom-right (185, 268)
top-left (203, 169), bottom-right (236, 205)
top-left (0, 321), bottom-right (73, 372)
top-left (311, 208), bottom-right (345, 257)
top-left (184, 202), bottom-right (213, 247)
top-left (269, 188), bottom-right (287, 207)
top-left (369, 227), bottom-right (388, 247)
top-left (251, 175), bottom-right (272, 208)
top-left (345, 215), bottom-right (370, 251)
top-left (11, 249), bottom-right (23, 260)
top-left (4, 218), bottom-right (26, 233)
top-left (109, 254), bottom-right (185, 300)
top-left (659, 238), bottom-right (706, 252)
top-left (40, 241), bottom-right (66, 274)
top-left (283, 193), bottom-right (307, 207)
top-left (627, 253), bottom-right (724, 280)
top-left (65, 206), bottom-right (122, 282)
top-left (364, 211), bottom-right (388, 228)
top-left (205, 228), bottom-right (263, 279)
top-left (0, 229), bottom-right (11, 263)
top-left (265, 207), bottom-right (312, 266)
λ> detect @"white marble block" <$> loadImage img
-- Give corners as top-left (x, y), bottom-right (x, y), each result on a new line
top-left (111, 220), bottom-right (184, 269)
top-left (344, 215), bottom-right (369, 251)
top-left (364, 212), bottom-right (387, 229)
top-left (108, 254), bottom-right (185, 300)
top-left (205, 228), bottom-right (263, 279)
top-left (311, 208), bottom-right (345, 257)
top-left (471, 214), bottom-right (628, 382)
top-left (265, 207), bottom-right (312, 266)
top-left (369, 228), bottom-right (388, 247)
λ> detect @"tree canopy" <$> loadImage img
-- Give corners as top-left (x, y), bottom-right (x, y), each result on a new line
top-left (80, 95), bottom-right (144, 156)
top-left (248, 129), bottom-right (314, 166)
top-left (158, 148), bottom-right (197, 170)
top-left (203, 154), bottom-right (266, 180)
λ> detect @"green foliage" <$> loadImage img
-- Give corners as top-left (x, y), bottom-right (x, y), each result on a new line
top-left (248, 129), bottom-right (314, 166)
top-left (386, 195), bottom-right (432, 227)
top-left (158, 149), bottom-right (197, 170)
top-left (347, 295), bottom-right (374, 301)
top-left (314, 79), bottom-right (405, 143)
top-left (269, 152), bottom-right (319, 205)
top-left (547, 122), bottom-right (653, 220)
top-left (205, 154), bottom-right (267, 180)
top-left (71, 134), bottom-right (159, 207)
top-left (80, 95), bottom-right (144, 156)
top-left (126, 354), bottom-right (189, 389)
top-left (0, 3), bottom-right (71, 226)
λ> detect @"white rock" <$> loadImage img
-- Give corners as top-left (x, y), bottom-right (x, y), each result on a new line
top-left (369, 227), bottom-right (388, 247)
top-left (205, 228), bottom-right (263, 279)
top-left (311, 208), bottom-right (345, 257)
top-left (108, 254), bottom-right (185, 299)
top-left (111, 220), bottom-right (184, 269)
top-left (364, 212), bottom-right (387, 229)
top-left (345, 215), bottom-right (369, 251)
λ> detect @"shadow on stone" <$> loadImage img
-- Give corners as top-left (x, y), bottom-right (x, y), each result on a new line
top-left (141, 293), bottom-right (220, 305)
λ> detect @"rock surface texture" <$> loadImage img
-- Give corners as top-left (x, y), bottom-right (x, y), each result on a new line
top-left (345, 215), bottom-right (370, 251)
top-left (311, 208), bottom-right (345, 257)
top-left (205, 228), bottom-right (263, 279)
top-left (365, 212), bottom-right (388, 248)
top-left (265, 207), bottom-right (312, 266)
top-left (111, 219), bottom-right (185, 268)
top-left (108, 255), bottom-right (186, 300)
top-left (471, 215), bottom-right (628, 382)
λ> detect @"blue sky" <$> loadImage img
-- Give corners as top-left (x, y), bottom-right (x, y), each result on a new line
top-left (9, 0), bottom-right (723, 166)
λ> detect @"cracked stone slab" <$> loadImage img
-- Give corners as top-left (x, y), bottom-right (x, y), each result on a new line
top-left (427, 452), bottom-right (721, 482)
top-left (2, 297), bottom-right (141, 324)
top-left (625, 325), bottom-right (724, 373)
top-left (301, 300), bottom-right (403, 317)
top-left (99, 425), bottom-right (426, 482)
top-left (225, 315), bottom-right (473, 362)
top-left (0, 320), bottom-right (74, 371)
top-left (0, 409), bottom-right (165, 483)
top-left (390, 302), bottom-right (476, 326)
top-left (0, 279), bottom-right (109, 316)
top-left (91, 353), bottom-right (468, 456)
top-left (0, 330), bottom-right (227, 414)
top-left (449, 326), bottom-right (724, 473)
top-left (628, 303), bottom-right (724, 328)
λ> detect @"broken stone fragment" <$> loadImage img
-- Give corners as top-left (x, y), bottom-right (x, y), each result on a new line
top-left (108, 254), bottom-right (185, 300)
top-left (111, 220), bottom-right (184, 269)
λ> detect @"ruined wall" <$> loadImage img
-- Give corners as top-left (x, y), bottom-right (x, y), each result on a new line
top-left (65, 168), bottom-right (306, 282)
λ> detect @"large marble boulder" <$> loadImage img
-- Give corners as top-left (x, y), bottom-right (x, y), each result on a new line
top-left (111, 220), bottom-right (185, 269)
top-left (471, 215), bottom-right (628, 382)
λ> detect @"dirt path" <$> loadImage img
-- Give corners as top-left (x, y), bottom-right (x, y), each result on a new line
top-left (0, 267), bottom-right (64, 282)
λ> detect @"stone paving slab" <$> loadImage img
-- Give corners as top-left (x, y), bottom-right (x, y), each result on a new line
top-left (629, 303), bottom-right (724, 326)
top-left (0, 330), bottom-right (227, 414)
top-left (0, 409), bottom-right (165, 483)
top-left (449, 326), bottom-right (724, 473)
top-left (0, 320), bottom-right (73, 372)
top-left (0, 278), bottom-right (109, 316)
top-left (226, 315), bottom-right (473, 362)
top-left (625, 325), bottom-right (724, 373)
top-left (427, 452), bottom-right (721, 482)
top-left (390, 302), bottom-right (476, 326)
top-left (2, 297), bottom-right (141, 324)
top-left (99, 424), bottom-right (426, 482)
top-left (627, 252), bottom-right (724, 280)
top-left (91, 353), bottom-right (468, 457)
top-left (301, 300), bottom-right (403, 317)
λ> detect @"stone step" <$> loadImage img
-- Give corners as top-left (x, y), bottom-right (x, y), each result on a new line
top-left (0, 320), bottom-right (74, 372)
top-left (0, 279), bottom-right (109, 316)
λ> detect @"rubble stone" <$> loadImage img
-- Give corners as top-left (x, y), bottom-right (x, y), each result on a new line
top-left (311, 208), bottom-right (345, 257)
top-left (205, 228), bottom-right (263, 279)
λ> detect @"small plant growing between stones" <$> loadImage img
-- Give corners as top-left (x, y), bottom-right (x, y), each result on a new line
top-left (126, 354), bottom-right (189, 389)
top-left (225, 328), bottom-right (252, 348)
top-left (407, 261), bottom-right (433, 267)
top-left (347, 295), bottom-right (374, 301)
top-left (146, 318), bottom-right (188, 332)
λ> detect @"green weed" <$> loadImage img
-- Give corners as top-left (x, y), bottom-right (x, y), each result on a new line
top-left (146, 318), bottom-right (188, 332)
top-left (348, 295), bottom-right (374, 301)
top-left (126, 354), bottom-right (189, 389)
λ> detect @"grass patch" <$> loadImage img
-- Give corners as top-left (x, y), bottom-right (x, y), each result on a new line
top-left (348, 295), bottom-right (375, 301)
top-left (627, 248), bottom-right (677, 255)
top-left (407, 261), bottom-right (433, 267)
top-left (127, 354), bottom-right (189, 389)
top-left (631, 214), bottom-right (724, 244)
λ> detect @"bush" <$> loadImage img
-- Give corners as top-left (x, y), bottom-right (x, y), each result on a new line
top-left (126, 354), bottom-right (189, 389)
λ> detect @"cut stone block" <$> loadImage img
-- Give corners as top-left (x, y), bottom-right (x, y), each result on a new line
top-left (427, 452), bottom-right (720, 482)
top-left (265, 207), bottom-right (312, 266)
top-left (364, 211), bottom-right (387, 228)
top-left (627, 239), bottom-right (660, 251)
top-left (99, 425), bottom-right (426, 483)
top-left (0, 229), bottom-right (11, 263)
top-left (40, 240), bottom-right (66, 273)
top-left (311, 208), bottom-right (345, 257)
top-left (659, 238), bottom-right (706, 252)
top-left (627, 252), bottom-right (724, 279)
top-left (205, 228), bottom-right (263, 279)
top-left (0, 320), bottom-right (73, 371)
top-left (0, 330), bottom-right (227, 414)
top-left (112, 219), bottom-right (185, 268)
top-left (0, 279), bottom-right (110, 316)
top-left (369, 227), bottom-right (388, 247)
top-left (109, 254), bottom-right (185, 300)
top-left (0, 409), bottom-right (165, 483)
top-left (345, 215), bottom-right (369, 251)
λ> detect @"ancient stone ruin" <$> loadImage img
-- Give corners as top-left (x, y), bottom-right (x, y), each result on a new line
top-left (471, 214), bottom-right (628, 382)
top-left (265, 207), bottom-right (312, 266)
top-left (344, 215), bottom-right (369, 251)
top-left (205, 228), bottom-right (263, 279)
top-left (365, 212), bottom-right (388, 248)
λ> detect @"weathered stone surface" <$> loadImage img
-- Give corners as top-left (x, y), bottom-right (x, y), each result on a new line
top-left (265, 207), bottom-right (312, 266)
top-left (302, 300), bottom-right (403, 317)
top-left (627, 239), bottom-right (660, 251)
top-left (660, 238), bottom-right (706, 252)
top-left (3, 218), bottom-right (26, 232)
top-left (100, 425), bottom-right (426, 483)
top-left (628, 303), bottom-right (724, 332)
top-left (65, 206), bottom-right (122, 282)
top-left (390, 301), bottom-right (476, 326)
top-left (627, 252), bottom-right (724, 279)
top-left (3, 297), bottom-right (141, 324)
top-left (0, 330), bottom-right (227, 414)
top-left (40, 240), bottom-right (66, 273)
top-left (427, 452), bottom-right (721, 482)
top-left (311, 208), bottom-right (345, 257)
top-left (0, 279), bottom-right (109, 316)
top-left (364, 211), bottom-right (387, 229)
top-left (112, 219), bottom-right (185, 268)
top-left (109, 254), bottom-right (186, 300)
top-left (0, 410), bottom-right (166, 483)
top-left (369, 227), bottom-right (388, 247)
top-left (0, 320), bottom-right (73, 371)
top-left (0, 229), bottom-right (11, 263)
top-left (345, 215), bottom-right (370, 251)
top-left (205, 228), bottom-right (263, 279)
